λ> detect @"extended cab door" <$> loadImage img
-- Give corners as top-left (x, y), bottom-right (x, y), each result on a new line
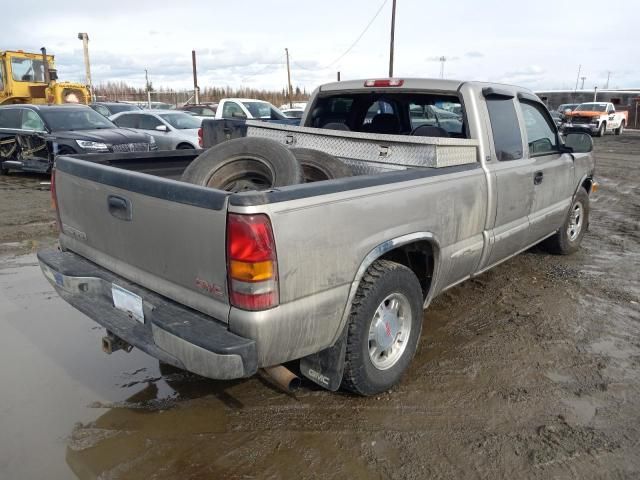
top-left (516, 96), bottom-right (574, 243)
top-left (480, 91), bottom-right (536, 269)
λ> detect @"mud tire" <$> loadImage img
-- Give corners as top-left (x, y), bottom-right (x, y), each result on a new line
top-left (181, 137), bottom-right (303, 192)
top-left (543, 187), bottom-right (589, 255)
top-left (290, 148), bottom-right (352, 182)
top-left (341, 260), bottom-right (423, 396)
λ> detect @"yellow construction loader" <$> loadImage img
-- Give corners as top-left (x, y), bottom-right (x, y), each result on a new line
top-left (0, 48), bottom-right (90, 105)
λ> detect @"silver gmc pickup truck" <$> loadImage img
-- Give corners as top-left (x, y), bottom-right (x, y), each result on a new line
top-left (38, 78), bottom-right (596, 395)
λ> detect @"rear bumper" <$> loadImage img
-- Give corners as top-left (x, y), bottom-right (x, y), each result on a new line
top-left (37, 248), bottom-right (257, 380)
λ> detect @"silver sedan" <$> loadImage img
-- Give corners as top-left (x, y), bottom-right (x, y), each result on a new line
top-left (109, 110), bottom-right (201, 150)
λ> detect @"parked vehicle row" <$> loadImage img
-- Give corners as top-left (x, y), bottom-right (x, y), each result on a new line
top-left (0, 104), bottom-right (156, 174)
top-left (38, 77), bottom-right (596, 397)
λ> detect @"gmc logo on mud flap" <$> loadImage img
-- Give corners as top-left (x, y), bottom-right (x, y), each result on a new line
top-left (307, 368), bottom-right (330, 386)
top-left (195, 278), bottom-right (224, 297)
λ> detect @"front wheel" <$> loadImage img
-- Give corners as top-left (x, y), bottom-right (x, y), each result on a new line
top-left (596, 122), bottom-right (605, 137)
top-left (615, 121), bottom-right (625, 136)
top-left (341, 260), bottom-right (423, 396)
top-left (543, 187), bottom-right (589, 255)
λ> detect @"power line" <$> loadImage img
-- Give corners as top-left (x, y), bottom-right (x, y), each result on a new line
top-left (325, 0), bottom-right (389, 68)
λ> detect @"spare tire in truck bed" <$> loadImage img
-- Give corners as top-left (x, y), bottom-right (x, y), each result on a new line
top-left (181, 137), bottom-right (303, 192)
top-left (290, 148), bottom-right (353, 182)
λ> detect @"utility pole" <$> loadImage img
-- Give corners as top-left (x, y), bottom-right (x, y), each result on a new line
top-left (191, 50), bottom-right (199, 104)
top-left (145, 69), bottom-right (151, 109)
top-left (285, 48), bottom-right (293, 108)
top-left (580, 76), bottom-right (586, 89)
top-left (337, 71), bottom-right (341, 81)
top-left (439, 56), bottom-right (446, 78)
top-left (574, 64), bottom-right (581, 93)
top-left (388, 0), bottom-right (397, 77)
top-left (77, 33), bottom-right (93, 100)
top-left (605, 71), bottom-right (611, 89)
top-left (593, 86), bottom-right (598, 102)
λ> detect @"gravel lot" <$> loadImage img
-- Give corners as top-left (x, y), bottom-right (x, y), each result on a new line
top-left (1, 133), bottom-right (638, 479)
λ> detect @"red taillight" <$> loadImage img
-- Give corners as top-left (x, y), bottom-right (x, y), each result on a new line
top-left (226, 213), bottom-right (278, 310)
top-left (50, 167), bottom-right (62, 232)
top-left (364, 78), bottom-right (404, 87)
top-left (198, 127), bottom-right (203, 147)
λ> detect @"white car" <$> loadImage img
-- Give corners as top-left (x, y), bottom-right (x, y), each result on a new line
top-left (110, 110), bottom-right (202, 150)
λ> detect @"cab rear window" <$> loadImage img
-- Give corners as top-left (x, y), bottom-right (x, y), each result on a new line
top-left (308, 93), bottom-right (466, 138)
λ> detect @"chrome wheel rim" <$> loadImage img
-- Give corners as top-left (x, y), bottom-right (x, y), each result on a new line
top-left (567, 201), bottom-right (584, 241)
top-left (368, 293), bottom-right (412, 370)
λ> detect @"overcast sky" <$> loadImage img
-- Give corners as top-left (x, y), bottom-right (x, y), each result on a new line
top-left (2, 0), bottom-right (638, 92)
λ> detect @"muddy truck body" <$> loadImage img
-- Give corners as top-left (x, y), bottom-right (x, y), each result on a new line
top-left (38, 78), bottom-right (596, 395)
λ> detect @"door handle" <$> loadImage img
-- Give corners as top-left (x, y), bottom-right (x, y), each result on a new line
top-left (533, 171), bottom-right (544, 185)
top-left (107, 195), bottom-right (132, 221)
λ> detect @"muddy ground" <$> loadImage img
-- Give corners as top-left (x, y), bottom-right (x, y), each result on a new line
top-left (1, 133), bottom-right (639, 479)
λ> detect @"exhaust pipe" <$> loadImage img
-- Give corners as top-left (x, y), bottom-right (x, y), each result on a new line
top-left (101, 332), bottom-right (132, 354)
top-left (261, 365), bottom-right (301, 392)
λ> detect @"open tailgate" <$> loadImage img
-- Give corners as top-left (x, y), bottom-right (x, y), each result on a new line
top-left (54, 156), bottom-right (231, 322)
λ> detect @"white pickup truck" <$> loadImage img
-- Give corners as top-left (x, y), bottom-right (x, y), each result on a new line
top-left (565, 102), bottom-right (628, 136)
top-left (215, 98), bottom-right (294, 123)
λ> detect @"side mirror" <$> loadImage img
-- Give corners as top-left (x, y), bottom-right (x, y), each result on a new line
top-left (155, 125), bottom-right (168, 132)
top-left (231, 111), bottom-right (247, 119)
top-left (563, 132), bottom-right (593, 153)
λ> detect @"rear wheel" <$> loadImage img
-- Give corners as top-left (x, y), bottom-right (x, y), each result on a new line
top-left (342, 260), bottom-right (423, 396)
top-left (543, 187), bottom-right (589, 255)
top-left (615, 120), bottom-right (625, 136)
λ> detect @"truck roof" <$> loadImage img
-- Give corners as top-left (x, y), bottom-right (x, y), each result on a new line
top-left (319, 78), bottom-right (463, 92)
top-left (318, 77), bottom-right (535, 96)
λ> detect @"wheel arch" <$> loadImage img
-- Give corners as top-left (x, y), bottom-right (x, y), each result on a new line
top-left (176, 142), bottom-right (196, 149)
top-left (331, 232), bottom-right (441, 345)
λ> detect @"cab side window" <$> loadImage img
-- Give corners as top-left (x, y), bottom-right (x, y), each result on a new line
top-left (113, 114), bottom-right (140, 129)
top-left (21, 110), bottom-right (45, 131)
top-left (0, 108), bottom-right (21, 129)
top-left (222, 102), bottom-right (242, 118)
top-left (486, 97), bottom-right (523, 161)
top-left (138, 114), bottom-right (163, 130)
top-left (606, 105), bottom-right (615, 114)
top-left (519, 101), bottom-right (558, 156)
top-left (0, 62), bottom-right (4, 91)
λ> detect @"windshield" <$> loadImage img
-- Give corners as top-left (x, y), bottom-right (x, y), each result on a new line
top-left (39, 108), bottom-right (116, 131)
top-left (575, 103), bottom-right (607, 112)
top-left (157, 112), bottom-right (201, 129)
top-left (151, 103), bottom-right (175, 110)
top-left (11, 57), bottom-right (46, 82)
top-left (108, 104), bottom-right (141, 114)
top-left (242, 101), bottom-right (286, 120)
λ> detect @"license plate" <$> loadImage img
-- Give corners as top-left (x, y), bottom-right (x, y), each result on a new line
top-left (111, 284), bottom-right (144, 323)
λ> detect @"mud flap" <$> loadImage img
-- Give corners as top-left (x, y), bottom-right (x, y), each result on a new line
top-left (299, 329), bottom-right (347, 391)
